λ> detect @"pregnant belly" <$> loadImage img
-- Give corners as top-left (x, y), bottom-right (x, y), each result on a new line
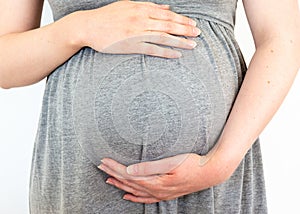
top-left (72, 42), bottom-right (229, 166)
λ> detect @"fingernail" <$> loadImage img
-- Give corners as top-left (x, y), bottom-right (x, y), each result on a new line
top-left (190, 20), bottom-right (197, 26)
top-left (188, 41), bottom-right (197, 48)
top-left (193, 27), bottom-right (201, 35)
top-left (98, 164), bottom-right (104, 170)
top-left (106, 179), bottom-right (112, 185)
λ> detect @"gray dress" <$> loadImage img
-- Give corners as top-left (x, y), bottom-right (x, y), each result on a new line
top-left (29, 0), bottom-right (268, 213)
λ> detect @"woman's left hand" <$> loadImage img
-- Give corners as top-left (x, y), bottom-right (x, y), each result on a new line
top-left (98, 153), bottom-right (227, 204)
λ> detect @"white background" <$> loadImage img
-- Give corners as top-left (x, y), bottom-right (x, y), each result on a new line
top-left (0, 1), bottom-right (299, 213)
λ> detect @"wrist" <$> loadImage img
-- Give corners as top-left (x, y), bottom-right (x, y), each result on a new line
top-left (210, 143), bottom-right (245, 182)
top-left (55, 10), bottom-right (88, 51)
top-left (197, 143), bottom-right (243, 186)
top-left (65, 9), bottom-right (104, 50)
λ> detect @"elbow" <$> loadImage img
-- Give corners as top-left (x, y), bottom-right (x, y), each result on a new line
top-left (0, 73), bottom-right (12, 89)
top-left (0, 71), bottom-right (42, 89)
top-left (0, 82), bottom-right (12, 90)
top-left (0, 85), bottom-right (12, 90)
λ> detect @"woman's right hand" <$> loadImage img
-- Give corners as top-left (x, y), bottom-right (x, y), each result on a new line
top-left (0, 0), bottom-right (201, 88)
top-left (76, 0), bottom-right (201, 58)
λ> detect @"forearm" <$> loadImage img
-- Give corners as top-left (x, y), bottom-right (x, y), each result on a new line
top-left (209, 37), bottom-right (300, 178)
top-left (0, 12), bottom-right (83, 89)
top-left (0, 1), bottom-right (201, 89)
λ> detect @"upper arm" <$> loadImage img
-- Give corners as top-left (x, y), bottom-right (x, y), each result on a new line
top-left (242, 0), bottom-right (300, 47)
top-left (0, 0), bottom-right (44, 36)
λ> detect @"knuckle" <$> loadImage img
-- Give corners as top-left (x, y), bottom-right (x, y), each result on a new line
top-left (161, 10), bottom-right (172, 19)
top-left (154, 192), bottom-right (167, 200)
top-left (163, 22), bottom-right (173, 32)
top-left (131, 189), bottom-right (140, 196)
top-left (145, 5), bottom-right (156, 15)
top-left (131, 3), bottom-right (143, 11)
top-left (180, 37), bottom-right (188, 44)
top-left (158, 33), bottom-right (169, 42)
top-left (120, 179), bottom-right (129, 186)
top-left (135, 4), bottom-right (152, 16)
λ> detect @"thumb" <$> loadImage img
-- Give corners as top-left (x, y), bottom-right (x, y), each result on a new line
top-left (126, 154), bottom-right (190, 176)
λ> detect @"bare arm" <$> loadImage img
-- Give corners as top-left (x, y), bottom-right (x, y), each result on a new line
top-left (0, 0), bottom-right (200, 89)
top-left (0, 0), bottom-right (83, 88)
top-left (208, 0), bottom-right (300, 179)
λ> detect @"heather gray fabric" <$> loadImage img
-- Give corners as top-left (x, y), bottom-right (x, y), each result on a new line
top-left (29, 0), bottom-right (268, 213)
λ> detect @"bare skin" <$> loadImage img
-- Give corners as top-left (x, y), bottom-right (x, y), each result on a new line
top-left (98, 0), bottom-right (300, 204)
top-left (0, 0), bottom-right (200, 88)
top-left (1, 0), bottom-right (300, 206)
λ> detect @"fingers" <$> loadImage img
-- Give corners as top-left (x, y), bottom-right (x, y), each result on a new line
top-left (126, 154), bottom-right (191, 176)
top-left (98, 154), bottom-right (202, 203)
top-left (94, 0), bottom-right (200, 58)
top-left (141, 32), bottom-right (197, 49)
top-left (123, 194), bottom-right (160, 204)
top-left (132, 1), bottom-right (196, 27)
top-left (98, 159), bottom-right (130, 180)
top-left (133, 42), bottom-right (183, 58)
top-left (106, 177), bottom-right (150, 197)
top-left (130, 1), bottom-right (198, 29)
top-left (146, 19), bottom-right (201, 37)
top-left (105, 176), bottom-right (162, 204)
top-left (98, 158), bottom-right (180, 203)
top-left (100, 162), bottom-right (164, 199)
top-left (148, 7), bottom-right (197, 27)
top-left (99, 34), bottom-right (186, 58)
top-left (133, 1), bottom-right (170, 10)
top-left (99, 158), bottom-right (158, 180)
top-left (99, 162), bottom-right (134, 181)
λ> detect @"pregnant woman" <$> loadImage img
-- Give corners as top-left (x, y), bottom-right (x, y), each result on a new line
top-left (0, 0), bottom-right (299, 213)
